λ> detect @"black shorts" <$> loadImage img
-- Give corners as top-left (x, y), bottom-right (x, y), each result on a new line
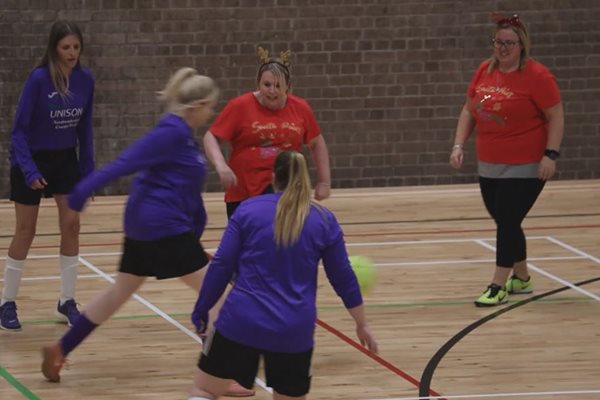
top-left (198, 329), bottom-right (312, 397)
top-left (119, 232), bottom-right (209, 279)
top-left (10, 148), bottom-right (81, 205)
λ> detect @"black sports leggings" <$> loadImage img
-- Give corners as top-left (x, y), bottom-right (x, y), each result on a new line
top-left (225, 184), bottom-right (275, 219)
top-left (479, 177), bottom-right (545, 268)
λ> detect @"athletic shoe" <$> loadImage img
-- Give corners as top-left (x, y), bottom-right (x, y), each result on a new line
top-left (41, 343), bottom-right (65, 382)
top-left (225, 381), bottom-right (255, 397)
top-left (506, 275), bottom-right (533, 294)
top-left (0, 301), bottom-right (22, 331)
top-left (474, 284), bottom-right (508, 307)
top-left (55, 299), bottom-right (80, 327)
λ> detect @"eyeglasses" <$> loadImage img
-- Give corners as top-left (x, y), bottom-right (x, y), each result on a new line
top-left (492, 39), bottom-right (520, 49)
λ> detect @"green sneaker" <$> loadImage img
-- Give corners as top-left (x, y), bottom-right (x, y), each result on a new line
top-left (506, 275), bottom-right (533, 294)
top-left (474, 284), bottom-right (508, 307)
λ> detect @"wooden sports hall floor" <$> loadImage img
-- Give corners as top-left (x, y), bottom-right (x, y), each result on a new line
top-left (1, 179), bottom-right (599, 400)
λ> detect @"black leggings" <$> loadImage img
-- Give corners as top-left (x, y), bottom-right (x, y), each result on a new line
top-left (479, 177), bottom-right (545, 268)
top-left (225, 184), bottom-right (274, 219)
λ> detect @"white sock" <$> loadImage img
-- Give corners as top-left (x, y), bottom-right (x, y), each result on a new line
top-left (59, 255), bottom-right (79, 304)
top-left (1, 256), bottom-right (25, 305)
top-left (189, 397), bottom-right (212, 400)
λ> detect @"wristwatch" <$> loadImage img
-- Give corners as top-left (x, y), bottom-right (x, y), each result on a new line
top-left (544, 149), bottom-right (560, 160)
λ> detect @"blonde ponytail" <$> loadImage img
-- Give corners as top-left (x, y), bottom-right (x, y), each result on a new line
top-left (157, 67), bottom-right (219, 112)
top-left (273, 151), bottom-right (313, 247)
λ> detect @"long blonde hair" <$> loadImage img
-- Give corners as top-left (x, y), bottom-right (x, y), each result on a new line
top-left (157, 67), bottom-right (219, 112)
top-left (273, 151), bottom-right (313, 247)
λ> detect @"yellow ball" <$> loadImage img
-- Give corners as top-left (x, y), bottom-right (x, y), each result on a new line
top-left (349, 255), bottom-right (376, 295)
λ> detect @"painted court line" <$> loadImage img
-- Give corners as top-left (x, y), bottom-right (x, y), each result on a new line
top-left (365, 388), bottom-right (600, 400)
top-left (475, 238), bottom-right (600, 302)
top-left (375, 255), bottom-right (585, 267)
top-left (545, 236), bottom-right (600, 264)
top-left (78, 256), bottom-right (273, 395)
top-left (329, 183), bottom-right (600, 198)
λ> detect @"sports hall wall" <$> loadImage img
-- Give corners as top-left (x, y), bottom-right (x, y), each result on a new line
top-left (1, 1), bottom-right (598, 196)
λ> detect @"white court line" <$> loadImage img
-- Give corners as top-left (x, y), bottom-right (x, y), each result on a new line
top-left (545, 236), bottom-right (600, 265)
top-left (365, 388), bottom-right (600, 400)
top-left (1, 256), bottom-right (587, 283)
top-left (475, 239), bottom-right (600, 301)
top-left (0, 237), bottom-right (551, 261)
top-left (78, 256), bottom-right (272, 395)
top-left (0, 273), bottom-right (116, 282)
top-left (346, 236), bottom-right (548, 247)
top-left (1, 256), bottom-right (587, 285)
top-left (375, 255), bottom-right (585, 267)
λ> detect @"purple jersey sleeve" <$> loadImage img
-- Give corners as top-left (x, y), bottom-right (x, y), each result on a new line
top-left (191, 217), bottom-right (241, 327)
top-left (68, 123), bottom-right (182, 211)
top-left (11, 73), bottom-right (42, 185)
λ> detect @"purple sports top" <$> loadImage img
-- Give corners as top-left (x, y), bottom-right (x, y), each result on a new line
top-left (193, 193), bottom-right (363, 352)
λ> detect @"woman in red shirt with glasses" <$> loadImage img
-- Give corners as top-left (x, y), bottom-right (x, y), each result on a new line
top-left (450, 14), bottom-right (564, 307)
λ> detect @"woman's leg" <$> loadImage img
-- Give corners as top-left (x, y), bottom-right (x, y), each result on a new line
top-left (493, 179), bottom-right (545, 273)
top-left (54, 195), bottom-right (80, 257)
top-left (181, 270), bottom-right (252, 397)
top-left (476, 177), bottom-right (544, 305)
top-left (53, 195), bottom-right (83, 324)
top-left (189, 369), bottom-right (232, 399)
top-left (83, 272), bottom-right (146, 324)
top-left (0, 203), bottom-right (39, 330)
top-left (42, 272), bottom-right (146, 382)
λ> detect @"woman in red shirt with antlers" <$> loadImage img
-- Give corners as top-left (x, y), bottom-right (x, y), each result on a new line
top-left (204, 47), bottom-right (331, 219)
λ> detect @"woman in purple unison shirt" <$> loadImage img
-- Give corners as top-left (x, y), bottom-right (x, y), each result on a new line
top-left (188, 151), bottom-right (378, 400)
top-left (1, 21), bottom-right (95, 331)
top-left (40, 67), bottom-right (219, 383)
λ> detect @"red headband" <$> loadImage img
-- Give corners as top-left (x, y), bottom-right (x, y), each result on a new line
top-left (493, 13), bottom-right (524, 30)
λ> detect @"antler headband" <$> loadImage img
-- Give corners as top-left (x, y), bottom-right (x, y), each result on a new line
top-left (256, 46), bottom-right (292, 82)
top-left (257, 46), bottom-right (292, 66)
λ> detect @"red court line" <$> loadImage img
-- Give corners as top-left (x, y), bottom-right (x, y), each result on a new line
top-left (316, 318), bottom-right (446, 399)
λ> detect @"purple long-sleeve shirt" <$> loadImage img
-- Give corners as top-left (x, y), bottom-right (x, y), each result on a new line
top-left (193, 193), bottom-right (363, 352)
top-left (68, 113), bottom-right (207, 241)
top-left (10, 65), bottom-right (95, 186)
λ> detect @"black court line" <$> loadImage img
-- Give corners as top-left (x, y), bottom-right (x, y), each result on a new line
top-left (418, 276), bottom-right (600, 399)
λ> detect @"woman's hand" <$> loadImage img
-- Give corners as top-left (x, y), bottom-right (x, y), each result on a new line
top-left (538, 156), bottom-right (556, 180)
top-left (314, 182), bottom-right (330, 200)
top-left (191, 309), bottom-right (208, 336)
top-left (356, 323), bottom-right (378, 354)
top-left (30, 177), bottom-right (48, 190)
top-left (449, 146), bottom-right (464, 169)
top-left (216, 164), bottom-right (238, 189)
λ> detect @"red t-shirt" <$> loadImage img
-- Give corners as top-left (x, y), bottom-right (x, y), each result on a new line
top-left (209, 92), bottom-right (321, 202)
top-left (468, 59), bottom-right (561, 164)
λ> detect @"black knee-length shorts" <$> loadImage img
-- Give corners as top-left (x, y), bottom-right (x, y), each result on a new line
top-left (119, 231), bottom-right (209, 279)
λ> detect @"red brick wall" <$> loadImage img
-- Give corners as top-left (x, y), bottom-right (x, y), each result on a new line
top-left (1, 1), bottom-right (599, 196)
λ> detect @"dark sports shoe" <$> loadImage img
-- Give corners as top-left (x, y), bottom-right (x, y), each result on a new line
top-left (0, 301), bottom-right (22, 331)
top-left (55, 299), bottom-right (80, 327)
